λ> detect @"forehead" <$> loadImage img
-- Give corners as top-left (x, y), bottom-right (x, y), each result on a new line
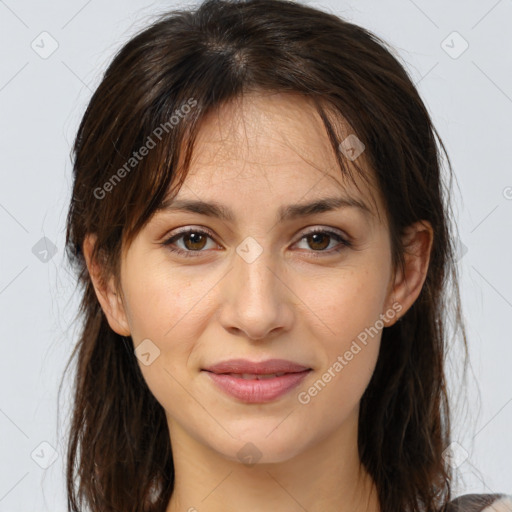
top-left (187, 92), bottom-right (354, 179)
top-left (168, 91), bottom-right (384, 222)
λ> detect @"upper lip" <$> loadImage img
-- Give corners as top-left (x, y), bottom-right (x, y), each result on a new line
top-left (203, 358), bottom-right (311, 375)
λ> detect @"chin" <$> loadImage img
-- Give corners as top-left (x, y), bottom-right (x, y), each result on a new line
top-left (207, 421), bottom-right (312, 465)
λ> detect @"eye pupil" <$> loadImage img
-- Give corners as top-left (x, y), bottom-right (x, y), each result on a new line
top-left (184, 232), bottom-right (207, 250)
top-left (308, 233), bottom-right (330, 251)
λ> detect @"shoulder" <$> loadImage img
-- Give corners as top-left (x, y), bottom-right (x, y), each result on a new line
top-left (445, 493), bottom-right (512, 512)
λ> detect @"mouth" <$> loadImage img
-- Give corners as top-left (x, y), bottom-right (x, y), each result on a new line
top-left (208, 372), bottom-right (290, 380)
top-left (201, 364), bottom-right (312, 403)
top-left (202, 358), bottom-right (312, 376)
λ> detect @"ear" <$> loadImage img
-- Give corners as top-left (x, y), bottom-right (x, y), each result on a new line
top-left (82, 233), bottom-right (131, 336)
top-left (383, 220), bottom-right (434, 327)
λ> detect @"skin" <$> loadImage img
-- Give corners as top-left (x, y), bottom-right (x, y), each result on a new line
top-left (84, 91), bottom-right (433, 512)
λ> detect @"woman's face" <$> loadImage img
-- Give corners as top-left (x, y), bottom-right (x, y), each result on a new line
top-left (100, 92), bottom-right (408, 464)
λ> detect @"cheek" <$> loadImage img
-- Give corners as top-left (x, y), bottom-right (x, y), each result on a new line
top-left (292, 265), bottom-right (387, 405)
top-left (122, 257), bottom-right (203, 343)
top-left (121, 265), bottom-right (202, 412)
top-left (120, 251), bottom-right (226, 387)
top-left (295, 261), bottom-right (388, 343)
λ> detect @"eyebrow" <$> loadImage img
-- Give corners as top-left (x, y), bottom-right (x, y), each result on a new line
top-left (157, 195), bottom-right (373, 223)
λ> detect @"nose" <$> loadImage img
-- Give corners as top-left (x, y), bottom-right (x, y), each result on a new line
top-left (217, 243), bottom-right (294, 341)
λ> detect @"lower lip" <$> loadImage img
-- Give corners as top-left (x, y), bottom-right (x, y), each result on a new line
top-left (203, 370), bottom-right (311, 403)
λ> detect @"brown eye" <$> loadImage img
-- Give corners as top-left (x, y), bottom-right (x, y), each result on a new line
top-left (295, 229), bottom-right (351, 255)
top-left (181, 232), bottom-right (208, 251)
top-left (162, 228), bottom-right (217, 258)
top-left (305, 232), bottom-right (331, 251)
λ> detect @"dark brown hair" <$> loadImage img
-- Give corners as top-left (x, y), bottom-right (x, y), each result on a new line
top-left (63, 0), bottom-right (468, 510)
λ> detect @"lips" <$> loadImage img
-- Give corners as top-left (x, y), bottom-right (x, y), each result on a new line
top-left (201, 359), bottom-right (312, 403)
top-left (203, 358), bottom-right (311, 375)
top-left (222, 372), bottom-right (287, 380)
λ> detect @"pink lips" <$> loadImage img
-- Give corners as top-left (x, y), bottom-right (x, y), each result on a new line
top-left (202, 358), bottom-right (312, 403)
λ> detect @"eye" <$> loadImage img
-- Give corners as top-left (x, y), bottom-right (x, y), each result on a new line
top-left (161, 226), bottom-right (352, 258)
top-left (293, 227), bottom-right (351, 256)
top-left (161, 228), bottom-right (219, 258)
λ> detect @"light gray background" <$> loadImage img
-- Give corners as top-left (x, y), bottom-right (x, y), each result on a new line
top-left (1, 0), bottom-right (511, 510)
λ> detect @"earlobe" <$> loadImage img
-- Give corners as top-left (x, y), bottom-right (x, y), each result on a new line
top-left (83, 234), bottom-right (131, 336)
top-left (384, 220), bottom-right (433, 327)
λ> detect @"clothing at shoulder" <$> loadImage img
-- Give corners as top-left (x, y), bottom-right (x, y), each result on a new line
top-left (446, 493), bottom-right (512, 512)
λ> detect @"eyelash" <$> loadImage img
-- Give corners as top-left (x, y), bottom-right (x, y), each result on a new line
top-left (161, 227), bottom-right (352, 258)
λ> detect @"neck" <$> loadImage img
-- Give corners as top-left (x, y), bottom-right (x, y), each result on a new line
top-left (165, 408), bottom-right (380, 512)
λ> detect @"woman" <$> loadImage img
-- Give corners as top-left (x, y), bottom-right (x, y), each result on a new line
top-left (63, 0), bottom-right (511, 510)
